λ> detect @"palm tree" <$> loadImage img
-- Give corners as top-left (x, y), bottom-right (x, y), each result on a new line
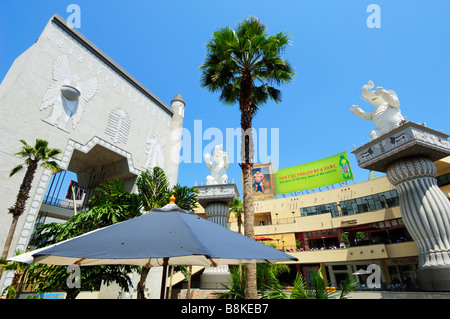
top-left (135, 167), bottom-right (199, 299)
top-left (228, 198), bottom-right (244, 234)
top-left (136, 167), bottom-right (170, 211)
top-left (26, 180), bottom-right (141, 299)
top-left (261, 266), bottom-right (359, 299)
top-left (200, 17), bottom-right (295, 298)
top-left (0, 250), bottom-right (30, 299)
top-left (218, 261), bottom-right (290, 299)
top-left (229, 198), bottom-right (246, 285)
top-left (2, 139), bottom-right (61, 260)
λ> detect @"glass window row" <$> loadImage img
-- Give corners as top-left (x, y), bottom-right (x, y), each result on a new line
top-left (299, 189), bottom-right (400, 218)
top-left (340, 189), bottom-right (399, 216)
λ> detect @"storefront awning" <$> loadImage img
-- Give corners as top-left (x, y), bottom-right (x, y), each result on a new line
top-left (345, 225), bottom-right (377, 232)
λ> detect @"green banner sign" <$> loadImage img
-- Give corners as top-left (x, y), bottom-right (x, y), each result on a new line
top-left (274, 152), bottom-right (353, 194)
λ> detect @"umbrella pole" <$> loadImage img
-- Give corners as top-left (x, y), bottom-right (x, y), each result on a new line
top-left (160, 258), bottom-right (169, 299)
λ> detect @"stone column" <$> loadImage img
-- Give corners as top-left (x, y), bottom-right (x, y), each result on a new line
top-left (386, 157), bottom-right (450, 290)
top-left (195, 183), bottom-right (240, 289)
top-left (203, 202), bottom-right (229, 228)
top-left (353, 122), bottom-right (450, 291)
top-left (387, 157), bottom-right (450, 268)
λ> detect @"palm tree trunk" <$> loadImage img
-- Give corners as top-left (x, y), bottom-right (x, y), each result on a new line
top-left (168, 265), bottom-right (174, 299)
top-left (14, 265), bottom-right (30, 299)
top-left (186, 265), bottom-right (192, 299)
top-left (242, 163), bottom-right (257, 299)
top-left (137, 266), bottom-right (150, 299)
top-left (239, 70), bottom-right (258, 299)
top-left (237, 214), bottom-right (242, 234)
top-left (2, 161), bottom-right (38, 260)
top-left (66, 288), bottom-right (79, 299)
top-left (1, 216), bottom-right (20, 262)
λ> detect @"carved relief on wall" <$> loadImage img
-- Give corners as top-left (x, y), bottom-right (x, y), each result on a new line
top-left (40, 55), bottom-right (98, 131)
top-left (41, 23), bottom-right (172, 133)
top-left (105, 107), bottom-right (131, 144)
top-left (143, 130), bottom-right (166, 170)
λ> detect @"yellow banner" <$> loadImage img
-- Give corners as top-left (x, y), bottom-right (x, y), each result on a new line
top-left (274, 152), bottom-right (353, 194)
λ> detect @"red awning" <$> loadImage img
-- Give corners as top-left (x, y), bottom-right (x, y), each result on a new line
top-left (255, 236), bottom-right (273, 241)
top-left (345, 226), bottom-right (377, 232)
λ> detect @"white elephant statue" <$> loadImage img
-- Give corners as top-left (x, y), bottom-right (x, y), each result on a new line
top-left (204, 144), bottom-right (229, 185)
top-left (350, 80), bottom-right (406, 141)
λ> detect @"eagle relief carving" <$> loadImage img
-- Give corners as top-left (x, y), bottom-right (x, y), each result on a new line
top-left (40, 55), bottom-right (98, 131)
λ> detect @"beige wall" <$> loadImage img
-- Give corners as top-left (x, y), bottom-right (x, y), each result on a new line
top-left (283, 242), bottom-right (418, 264)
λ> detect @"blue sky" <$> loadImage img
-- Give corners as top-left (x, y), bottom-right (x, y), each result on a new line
top-left (1, 1), bottom-right (449, 199)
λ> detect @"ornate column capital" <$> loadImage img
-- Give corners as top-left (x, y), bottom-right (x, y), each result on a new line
top-left (386, 156), bottom-right (437, 186)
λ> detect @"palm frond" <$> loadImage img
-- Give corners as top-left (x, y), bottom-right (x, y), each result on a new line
top-left (136, 167), bottom-right (170, 210)
top-left (41, 160), bottom-right (59, 173)
top-left (9, 164), bottom-right (23, 177)
top-left (339, 274), bottom-right (359, 299)
top-left (200, 17), bottom-right (295, 110)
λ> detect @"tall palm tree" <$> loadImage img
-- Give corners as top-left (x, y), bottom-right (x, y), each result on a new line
top-left (200, 17), bottom-right (295, 298)
top-left (2, 139), bottom-right (61, 260)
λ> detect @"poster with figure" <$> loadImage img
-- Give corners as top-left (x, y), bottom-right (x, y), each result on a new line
top-left (251, 162), bottom-right (277, 200)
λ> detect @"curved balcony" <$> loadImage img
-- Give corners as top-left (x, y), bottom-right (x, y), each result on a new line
top-left (281, 242), bottom-right (418, 264)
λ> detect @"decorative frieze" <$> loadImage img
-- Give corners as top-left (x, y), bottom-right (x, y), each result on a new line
top-left (352, 122), bottom-right (450, 173)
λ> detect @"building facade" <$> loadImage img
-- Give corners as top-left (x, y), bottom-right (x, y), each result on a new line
top-left (221, 156), bottom-right (450, 290)
top-left (0, 14), bottom-right (185, 296)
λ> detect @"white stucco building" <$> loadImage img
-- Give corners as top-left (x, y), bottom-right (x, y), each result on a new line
top-left (0, 14), bottom-right (185, 298)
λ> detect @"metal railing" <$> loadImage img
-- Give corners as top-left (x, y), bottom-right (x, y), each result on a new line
top-left (42, 195), bottom-right (89, 210)
top-left (254, 216), bottom-right (296, 226)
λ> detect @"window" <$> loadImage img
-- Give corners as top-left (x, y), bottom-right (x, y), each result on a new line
top-left (339, 189), bottom-right (399, 217)
top-left (301, 202), bottom-right (339, 217)
top-left (306, 229), bottom-right (339, 239)
top-left (437, 172), bottom-right (450, 187)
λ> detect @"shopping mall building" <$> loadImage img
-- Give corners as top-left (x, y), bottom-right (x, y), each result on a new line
top-left (197, 156), bottom-right (450, 291)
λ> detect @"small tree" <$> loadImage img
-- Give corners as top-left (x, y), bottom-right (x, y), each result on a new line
top-left (135, 167), bottom-right (199, 299)
top-left (228, 198), bottom-right (244, 234)
top-left (0, 250), bottom-right (30, 299)
top-left (341, 232), bottom-right (350, 248)
top-left (261, 266), bottom-right (359, 299)
top-left (26, 180), bottom-right (141, 299)
top-left (2, 139), bottom-right (61, 260)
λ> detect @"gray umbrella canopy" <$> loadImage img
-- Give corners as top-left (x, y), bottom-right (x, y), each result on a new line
top-left (26, 202), bottom-right (297, 267)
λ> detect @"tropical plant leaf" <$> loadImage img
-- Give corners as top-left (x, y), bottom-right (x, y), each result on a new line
top-left (9, 164), bottom-right (23, 177)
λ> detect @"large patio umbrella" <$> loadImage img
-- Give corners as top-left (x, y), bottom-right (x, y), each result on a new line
top-left (10, 197), bottom-right (297, 298)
